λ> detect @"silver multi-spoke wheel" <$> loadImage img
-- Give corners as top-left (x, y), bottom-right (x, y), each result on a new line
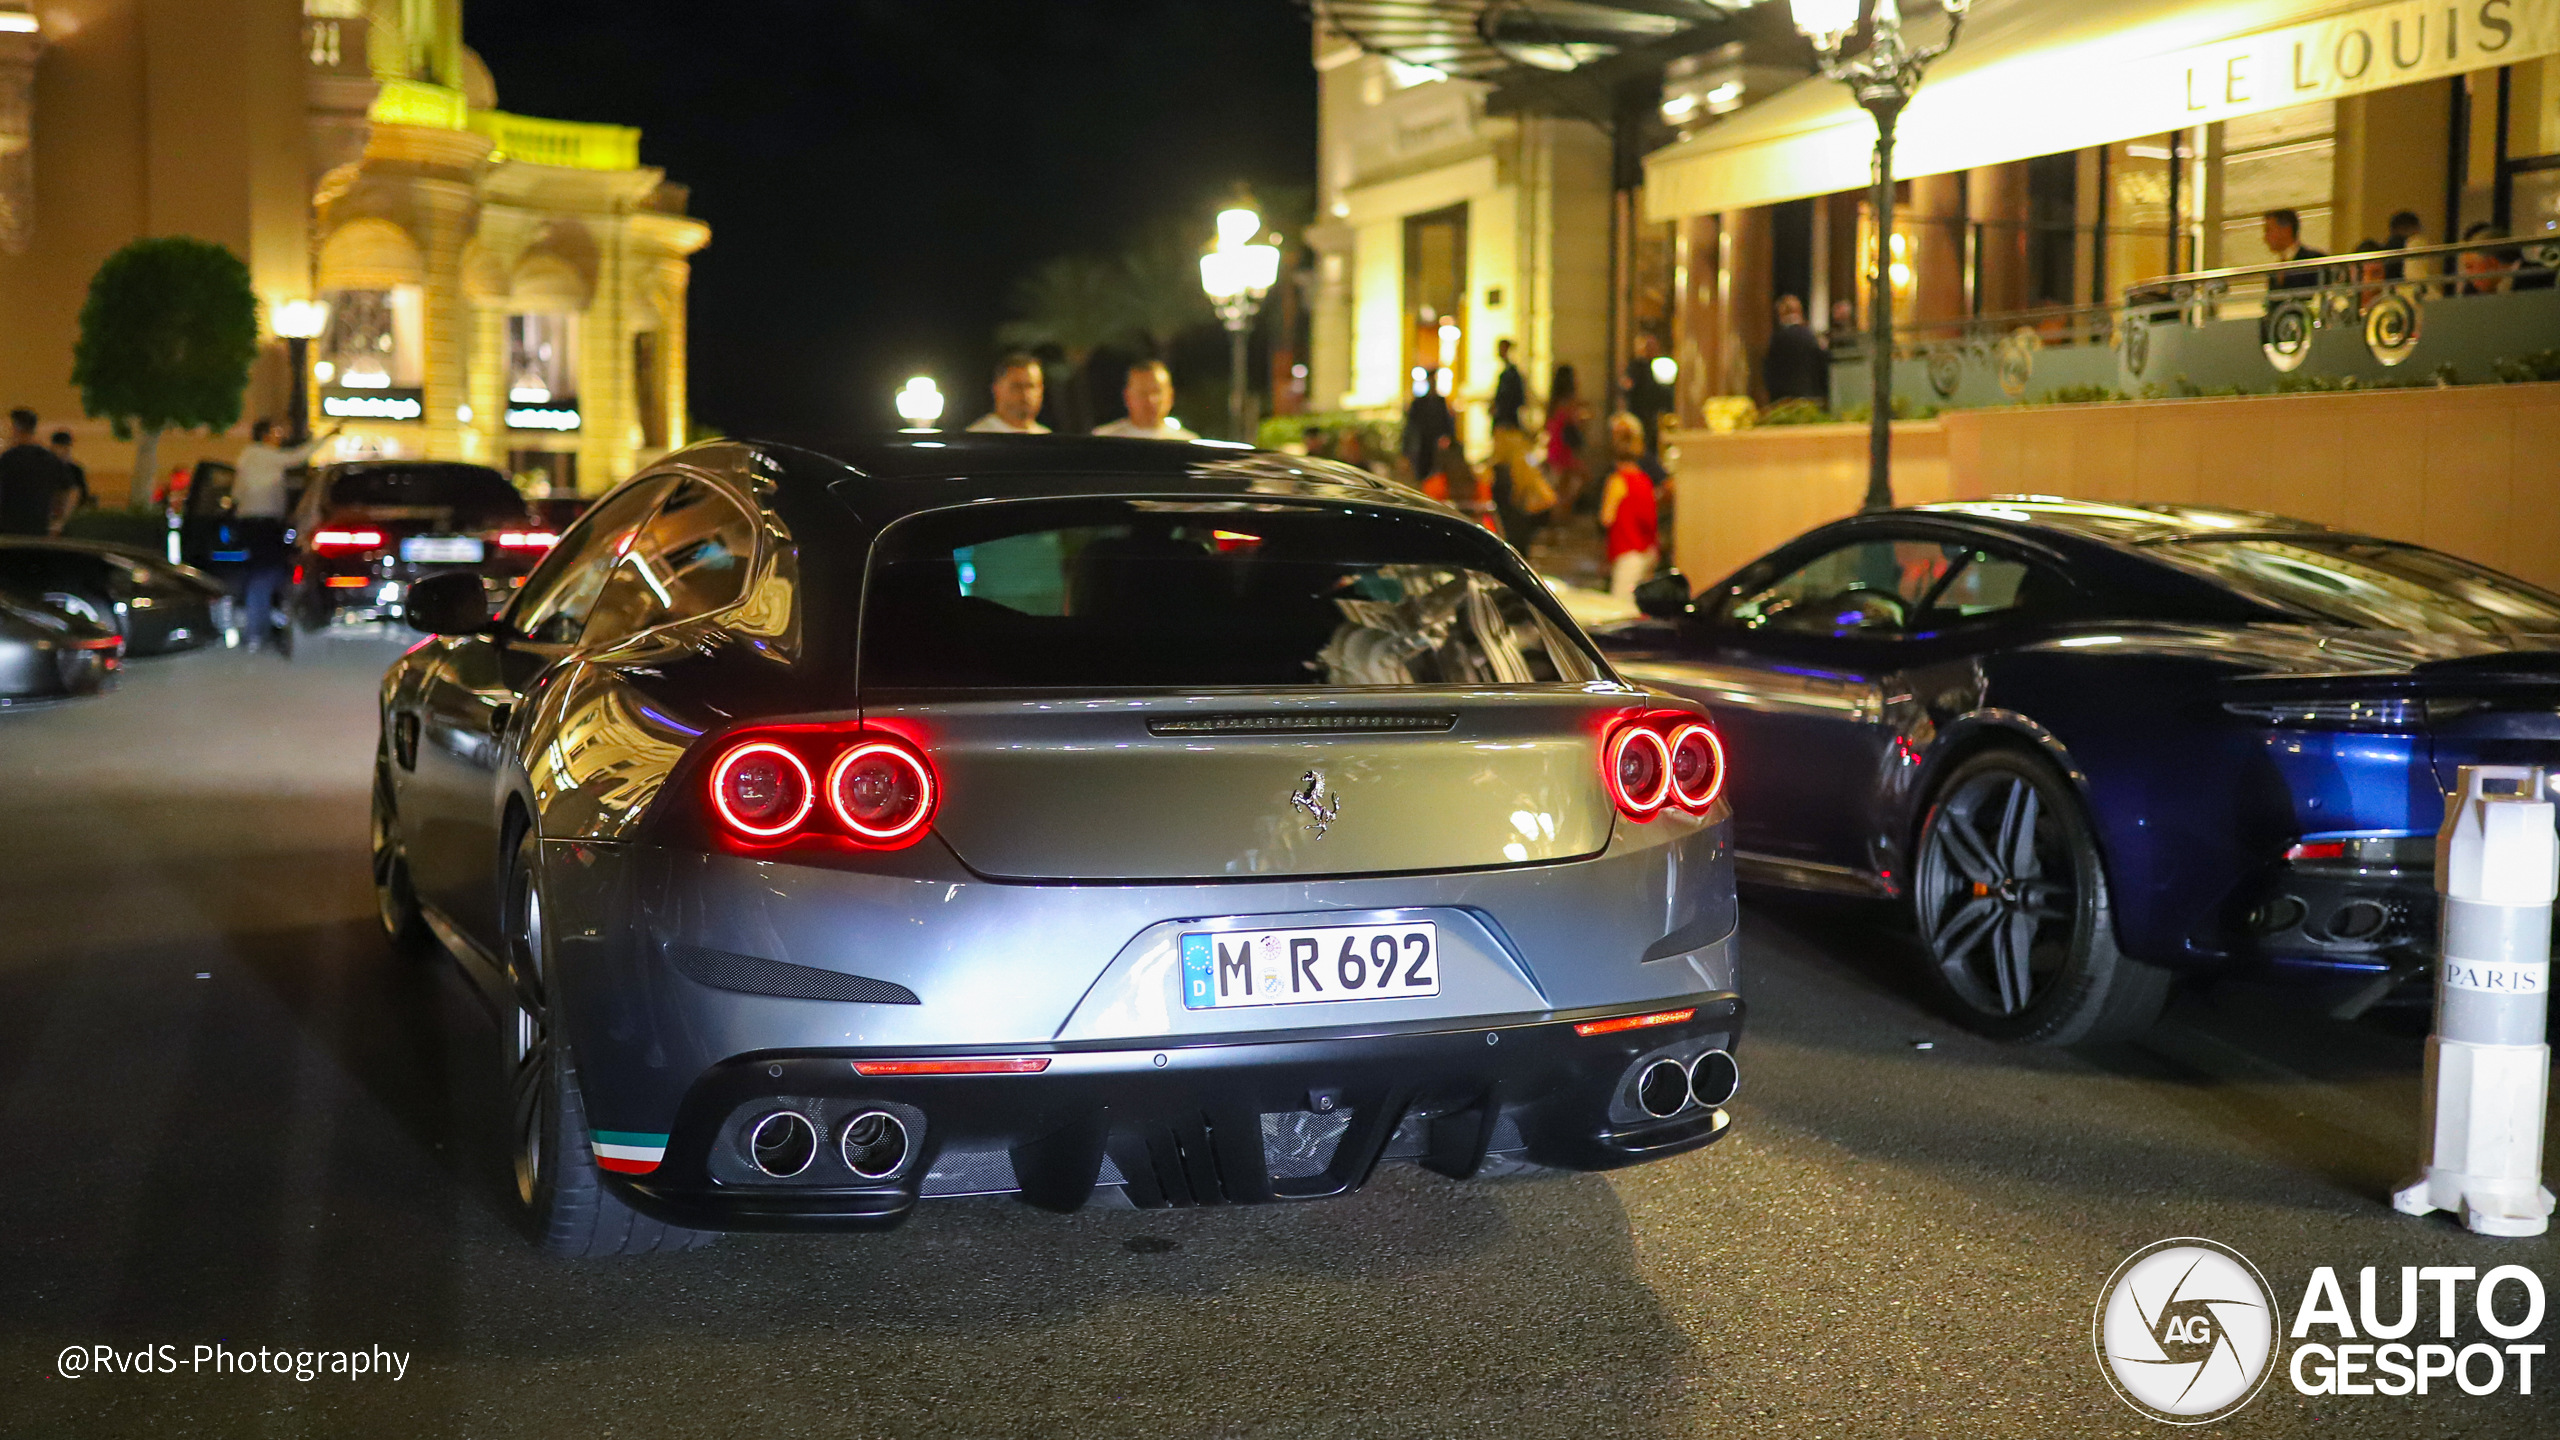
top-left (1913, 750), bottom-right (2170, 1045)
top-left (505, 859), bottom-right (553, 1209)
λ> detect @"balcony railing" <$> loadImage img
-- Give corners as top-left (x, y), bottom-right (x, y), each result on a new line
top-left (465, 110), bottom-right (642, 172)
top-left (1826, 234), bottom-right (2560, 412)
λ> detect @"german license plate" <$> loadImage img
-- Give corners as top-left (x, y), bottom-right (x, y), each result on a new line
top-left (1179, 922), bottom-right (1439, 1010)
top-left (401, 535), bottom-right (483, 564)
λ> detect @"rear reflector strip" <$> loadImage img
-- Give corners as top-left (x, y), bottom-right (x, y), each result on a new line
top-left (850, 1057), bottom-right (1051, 1077)
top-left (1573, 1007), bottom-right (1697, 1038)
top-left (1147, 713), bottom-right (1458, 736)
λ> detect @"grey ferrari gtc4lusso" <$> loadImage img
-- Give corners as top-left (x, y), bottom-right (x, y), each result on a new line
top-left (375, 435), bottom-right (1741, 1255)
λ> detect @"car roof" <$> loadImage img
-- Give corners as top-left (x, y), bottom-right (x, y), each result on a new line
top-left (742, 434), bottom-right (1428, 527)
top-left (1908, 497), bottom-right (2351, 547)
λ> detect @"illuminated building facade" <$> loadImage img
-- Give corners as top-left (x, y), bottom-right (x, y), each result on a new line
top-left (0, 0), bottom-right (706, 499)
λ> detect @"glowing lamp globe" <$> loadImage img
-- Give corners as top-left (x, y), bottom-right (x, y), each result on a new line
top-left (273, 298), bottom-right (330, 340)
top-left (893, 376), bottom-right (944, 426)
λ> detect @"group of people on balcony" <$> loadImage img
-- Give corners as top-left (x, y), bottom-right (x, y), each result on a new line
top-left (2262, 206), bottom-right (2552, 301)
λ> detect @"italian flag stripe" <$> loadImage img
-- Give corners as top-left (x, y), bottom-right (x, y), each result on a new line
top-left (591, 1130), bottom-right (668, 1174)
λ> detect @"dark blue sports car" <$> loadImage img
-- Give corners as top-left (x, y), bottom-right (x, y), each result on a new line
top-left (1601, 499), bottom-right (2560, 1044)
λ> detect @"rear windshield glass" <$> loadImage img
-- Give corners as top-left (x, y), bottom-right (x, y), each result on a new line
top-left (2153, 538), bottom-right (2560, 635)
top-left (326, 465), bottom-right (524, 524)
top-left (861, 498), bottom-right (1602, 690)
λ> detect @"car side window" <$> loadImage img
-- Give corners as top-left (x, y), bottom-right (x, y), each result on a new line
top-left (1724, 538), bottom-right (1957, 637)
top-left (506, 478), bottom-right (674, 645)
top-left (1918, 551), bottom-right (2043, 628)
top-left (578, 479), bottom-right (760, 649)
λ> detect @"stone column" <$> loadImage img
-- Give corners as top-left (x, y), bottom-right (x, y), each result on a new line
top-left (1672, 212), bottom-right (1719, 427)
top-left (1719, 205), bottom-right (1772, 404)
top-left (1908, 172), bottom-right (1966, 331)
top-left (1968, 162), bottom-right (2030, 316)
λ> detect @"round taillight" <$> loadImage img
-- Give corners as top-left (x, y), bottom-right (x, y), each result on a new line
top-left (1667, 722), bottom-right (1725, 812)
top-left (827, 739), bottom-right (936, 844)
top-left (1604, 722), bottom-right (1672, 817)
top-left (709, 741), bottom-right (814, 839)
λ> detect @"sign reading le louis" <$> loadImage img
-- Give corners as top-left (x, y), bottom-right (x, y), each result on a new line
top-left (2170, 1), bottom-right (2558, 122)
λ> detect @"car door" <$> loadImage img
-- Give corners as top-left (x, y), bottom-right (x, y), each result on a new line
top-left (400, 476), bottom-right (675, 948)
top-left (1626, 530), bottom-right (2055, 885)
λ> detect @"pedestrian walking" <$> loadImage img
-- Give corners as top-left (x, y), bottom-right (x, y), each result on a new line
top-left (0, 408), bottom-right (66, 537)
top-left (47, 431), bottom-right (90, 531)
top-left (232, 417), bottom-right (339, 656)
top-left (1090, 360), bottom-right (1195, 440)
top-left (966, 353), bottom-right (1052, 433)
top-left (1599, 413), bottom-right (1659, 602)
top-left (1401, 371), bottom-right (1455, 486)
top-left (1542, 364), bottom-right (1588, 512)
top-left (1620, 334), bottom-right (1672, 459)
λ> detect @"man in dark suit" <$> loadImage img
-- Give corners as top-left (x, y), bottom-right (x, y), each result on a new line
top-left (1761, 295), bottom-right (1831, 405)
top-left (0, 409), bottom-right (66, 537)
top-left (2263, 209), bottom-right (2328, 293)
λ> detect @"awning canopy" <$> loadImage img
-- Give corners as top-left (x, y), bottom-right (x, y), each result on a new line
top-left (1645, 0), bottom-right (2560, 221)
top-left (1310, 0), bottom-right (1748, 80)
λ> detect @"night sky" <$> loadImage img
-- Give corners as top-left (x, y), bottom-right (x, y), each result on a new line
top-left (465, 0), bottom-right (1318, 439)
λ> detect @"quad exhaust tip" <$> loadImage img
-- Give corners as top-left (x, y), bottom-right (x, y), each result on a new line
top-left (1689, 1049), bottom-right (1739, 1109)
top-left (747, 1110), bottom-right (818, 1178)
top-left (839, 1109), bottom-right (910, 1180)
top-left (1635, 1059), bottom-right (1691, 1119)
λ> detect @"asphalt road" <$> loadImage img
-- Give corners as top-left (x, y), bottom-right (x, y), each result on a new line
top-left (2, 631), bottom-right (2553, 1439)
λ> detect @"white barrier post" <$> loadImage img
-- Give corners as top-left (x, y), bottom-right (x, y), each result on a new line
top-left (2393, 764), bottom-right (2556, 1237)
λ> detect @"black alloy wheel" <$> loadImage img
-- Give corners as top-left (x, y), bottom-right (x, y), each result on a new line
top-left (500, 829), bottom-right (711, 1257)
top-left (370, 769), bottom-right (432, 956)
top-left (1912, 748), bottom-right (2170, 1045)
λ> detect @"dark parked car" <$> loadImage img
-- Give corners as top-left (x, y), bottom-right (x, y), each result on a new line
top-left (0, 588), bottom-right (123, 699)
top-left (0, 537), bottom-right (228, 655)
top-left (290, 461), bottom-right (556, 627)
top-left (1603, 498), bottom-right (2560, 1044)
top-left (374, 436), bottom-right (1741, 1255)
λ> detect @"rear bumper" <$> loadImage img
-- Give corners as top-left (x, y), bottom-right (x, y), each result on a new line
top-left (605, 995), bottom-right (1743, 1230)
top-left (2232, 860), bottom-right (2433, 973)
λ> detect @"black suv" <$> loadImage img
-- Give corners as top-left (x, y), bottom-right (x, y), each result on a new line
top-left (290, 461), bottom-right (558, 628)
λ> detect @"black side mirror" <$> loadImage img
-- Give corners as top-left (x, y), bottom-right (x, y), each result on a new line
top-left (1632, 570), bottom-right (1694, 621)
top-left (404, 571), bottom-right (495, 635)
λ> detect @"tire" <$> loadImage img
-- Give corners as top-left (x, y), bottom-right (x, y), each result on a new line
top-left (51, 645), bottom-right (109, 696)
top-left (1911, 748), bottom-right (2170, 1045)
top-left (501, 830), bottom-right (713, 1257)
top-left (370, 768), bottom-right (433, 957)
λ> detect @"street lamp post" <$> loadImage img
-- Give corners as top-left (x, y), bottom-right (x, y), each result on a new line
top-left (1199, 205), bottom-right (1280, 442)
top-left (1789, 0), bottom-right (1968, 512)
top-left (271, 298), bottom-right (331, 445)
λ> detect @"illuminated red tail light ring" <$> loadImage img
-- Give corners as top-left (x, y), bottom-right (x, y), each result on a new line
top-left (1666, 722), bottom-right (1726, 813)
top-left (826, 739), bottom-right (938, 844)
top-left (708, 741), bottom-right (815, 839)
top-left (1604, 722), bottom-right (1674, 817)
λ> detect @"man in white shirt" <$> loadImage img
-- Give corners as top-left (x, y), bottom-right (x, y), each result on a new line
top-left (1090, 360), bottom-right (1195, 440)
top-left (964, 353), bottom-right (1051, 433)
top-left (232, 417), bottom-right (338, 656)
top-left (233, 417), bottom-right (338, 521)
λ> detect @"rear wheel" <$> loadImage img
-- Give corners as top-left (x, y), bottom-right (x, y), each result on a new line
top-left (51, 645), bottom-right (109, 696)
top-left (370, 768), bottom-right (432, 956)
top-left (1912, 749), bottom-right (2169, 1045)
top-left (501, 830), bottom-right (712, 1257)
